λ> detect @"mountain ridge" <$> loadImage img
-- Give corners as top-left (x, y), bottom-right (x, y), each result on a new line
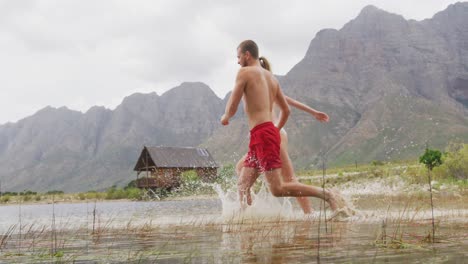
top-left (1, 3), bottom-right (467, 192)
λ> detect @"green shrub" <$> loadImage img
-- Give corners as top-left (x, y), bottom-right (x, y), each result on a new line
top-left (46, 190), bottom-right (64, 195)
top-left (22, 190), bottom-right (37, 195)
top-left (218, 164), bottom-right (235, 180)
top-left (0, 195), bottom-right (10, 203)
top-left (438, 143), bottom-right (468, 180)
top-left (176, 181), bottom-right (204, 195)
top-left (370, 167), bottom-right (384, 178)
top-left (78, 193), bottom-right (86, 200)
top-left (173, 170), bottom-right (215, 196)
top-left (181, 170), bottom-right (198, 183)
top-left (104, 186), bottom-right (143, 200)
top-left (402, 165), bottom-right (427, 184)
top-left (125, 188), bottom-right (143, 200)
top-left (371, 160), bottom-right (385, 166)
top-left (419, 148), bottom-right (443, 171)
top-left (85, 191), bottom-right (105, 200)
top-left (23, 195), bottom-right (32, 202)
top-left (216, 164), bottom-right (236, 188)
top-left (124, 180), bottom-right (137, 190)
top-left (105, 186), bottom-right (126, 200)
top-left (86, 192), bottom-right (97, 200)
top-left (152, 188), bottom-right (169, 199)
top-left (3, 192), bottom-right (18, 196)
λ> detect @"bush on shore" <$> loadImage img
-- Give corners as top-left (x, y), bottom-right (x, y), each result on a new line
top-left (0, 195), bottom-right (10, 203)
top-left (434, 143), bottom-right (468, 181)
top-left (105, 186), bottom-right (143, 200)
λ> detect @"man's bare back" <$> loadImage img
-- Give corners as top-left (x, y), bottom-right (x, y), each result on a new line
top-left (220, 48), bottom-right (289, 130)
top-left (241, 66), bottom-right (278, 128)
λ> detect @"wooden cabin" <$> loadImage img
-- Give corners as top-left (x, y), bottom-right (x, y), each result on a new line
top-left (133, 146), bottom-right (219, 190)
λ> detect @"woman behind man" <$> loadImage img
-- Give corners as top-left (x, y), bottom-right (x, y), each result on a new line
top-left (235, 56), bottom-right (333, 214)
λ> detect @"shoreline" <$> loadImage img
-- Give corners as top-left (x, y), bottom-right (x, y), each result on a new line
top-left (0, 194), bottom-right (219, 207)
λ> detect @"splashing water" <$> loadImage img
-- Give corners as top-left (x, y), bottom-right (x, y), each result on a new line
top-left (209, 178), bottom-right (361, 224)
top-left (212, 180), bottom-right (296, 222)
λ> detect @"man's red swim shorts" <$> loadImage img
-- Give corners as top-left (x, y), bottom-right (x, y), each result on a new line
top-left (244, 121), bottom-right (282, 173)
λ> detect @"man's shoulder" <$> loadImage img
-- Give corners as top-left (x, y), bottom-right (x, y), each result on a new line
top-left (238, 66), bottom-right (269, 76)
top-left (236, 67), bottom-right (258, 80)
top-left (238, 66), bottom-right (257, 73)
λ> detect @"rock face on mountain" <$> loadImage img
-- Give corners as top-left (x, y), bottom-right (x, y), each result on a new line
top-left (275, 3), bottom-right (468, 167)
top-left (0, 82), bottom-right (224, 192)
top-left (0, 3), bottom-right (467, 192)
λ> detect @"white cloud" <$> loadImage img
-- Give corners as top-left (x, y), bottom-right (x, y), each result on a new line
top-left (0, 0), bottom-right (461, 123)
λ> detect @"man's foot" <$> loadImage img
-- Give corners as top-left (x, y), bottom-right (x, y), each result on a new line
top-left (326, 189), bottom-right (355, 211)
top-left (246, 191), bottom-right (253, 206)
top-left (328, 207), bottom-right (354, 221)
top-left (324, 189), bottom-right (342, 211)
top-left (239, 188), bottom-right (253, 206)
top-left (326, 189), bottom-right (358, 220)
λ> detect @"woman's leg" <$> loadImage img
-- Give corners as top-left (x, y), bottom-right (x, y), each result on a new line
top-left (279, 133), bottom-right (313, 214)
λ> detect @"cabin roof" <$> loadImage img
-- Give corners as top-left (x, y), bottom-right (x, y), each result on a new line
top-left (133, 146), bottom-right (219, 171)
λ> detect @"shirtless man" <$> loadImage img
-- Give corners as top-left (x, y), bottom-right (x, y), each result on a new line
top-left (221, 40), bottom-right (340, 210)
top-left (235, 94), bottom-right (330, 214)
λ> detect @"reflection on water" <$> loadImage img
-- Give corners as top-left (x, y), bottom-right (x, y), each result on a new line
top-left (0, 185), bottom-right (467, 263)
top-left (0, 199), bottom-right (222, 233)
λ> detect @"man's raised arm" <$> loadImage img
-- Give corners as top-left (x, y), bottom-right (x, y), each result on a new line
top-left (221, 69), bottom-right (246, 125)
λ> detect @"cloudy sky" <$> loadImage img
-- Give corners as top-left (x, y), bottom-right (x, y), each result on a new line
top-left (0, 0), bottom-right (461, 124)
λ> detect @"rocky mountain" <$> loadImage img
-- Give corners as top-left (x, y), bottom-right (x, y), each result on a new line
top-left (1, 3), bottom-right (467, 192)
top-left (206, 3), bottom-right (468, 168)
top-left (0, 82), bottom-right (224, 192)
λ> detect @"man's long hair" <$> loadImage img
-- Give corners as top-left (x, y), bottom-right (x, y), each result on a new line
top-left (238, 40), bottom-right (272, 72)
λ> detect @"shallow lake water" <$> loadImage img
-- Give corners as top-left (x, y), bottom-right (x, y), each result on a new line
top-left (0, 184), bottom-right (467, 263)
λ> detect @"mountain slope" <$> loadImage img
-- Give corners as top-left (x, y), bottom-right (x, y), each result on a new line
top-left (0, 3), bottom-right (467, 192)
top-left (0, 82), bottom-right (224, 192)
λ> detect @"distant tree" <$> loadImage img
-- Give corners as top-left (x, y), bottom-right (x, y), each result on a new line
top-left (371, 160), bottom-right (385, 166)
top-left (419, 148), bottom-right (443, 171)
top-left (46, 190), bottom-right (64, 195)
top-left (125, 180), bottom-right (137, 190)
top-left (21, 190), bottom-right (37, 196)
top-left (419, 147), bottom-right (443, 243)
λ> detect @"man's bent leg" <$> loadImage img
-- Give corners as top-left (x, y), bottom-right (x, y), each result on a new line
top-left (236, 154), bottom-right (248, 177)
top-left (264, 170), bottom-right (339, 210)
top-left (238, 166), bottom-right (260, 207)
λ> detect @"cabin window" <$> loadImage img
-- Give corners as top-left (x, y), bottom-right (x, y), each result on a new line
top-left (196, 148), bottom-right (209, 157)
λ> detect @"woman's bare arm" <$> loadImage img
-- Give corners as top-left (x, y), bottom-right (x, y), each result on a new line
top-left (285, 96), bottom-right (329, 122)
